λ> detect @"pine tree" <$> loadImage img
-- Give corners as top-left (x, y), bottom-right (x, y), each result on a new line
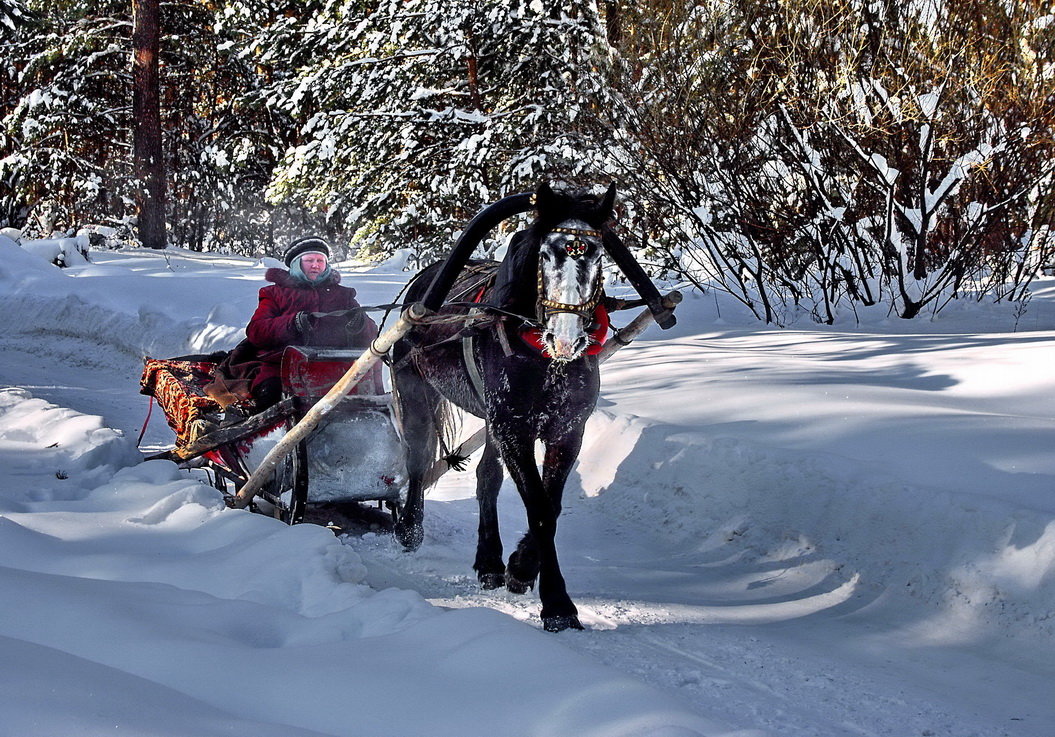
top-left (1, 0), bottom-right (133, 236)
top-left (1, 0), bottom-right (34, 227)
top-left (199, 0), bottom-right (329, 256)
top-left (259, 0), bottom-right (616, 260)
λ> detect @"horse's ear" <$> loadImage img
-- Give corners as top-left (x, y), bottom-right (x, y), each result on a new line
top-left (596, 183), bottom-right (617, 222)
top-left (535, 181), bottom-right (558, 214)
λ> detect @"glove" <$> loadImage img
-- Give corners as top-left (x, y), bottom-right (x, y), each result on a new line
top-left (294, 308), bottom-right (366, 341)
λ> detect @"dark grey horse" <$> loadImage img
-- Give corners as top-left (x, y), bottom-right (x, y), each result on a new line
top-left (392, 183), bottom-right (670, 632)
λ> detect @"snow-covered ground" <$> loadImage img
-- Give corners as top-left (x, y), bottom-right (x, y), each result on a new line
top-left (1, 239), bottom-right (1053, 736)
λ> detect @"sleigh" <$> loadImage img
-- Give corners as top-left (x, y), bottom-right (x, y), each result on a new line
top-left (140, 345), bottom-right (406, 524)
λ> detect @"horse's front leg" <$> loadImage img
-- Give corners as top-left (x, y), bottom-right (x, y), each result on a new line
top-left (505, 435), bottom-right (576, 588)
top-left (498, 433), bottom-right (582, 632)
top-left (473, 437), bottom-right (505, 589)
top-left (537, 435), bottom-right (585, 631)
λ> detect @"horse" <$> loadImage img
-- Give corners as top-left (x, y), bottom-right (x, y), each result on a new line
top-left (390, 183), bottom-right (625, 632)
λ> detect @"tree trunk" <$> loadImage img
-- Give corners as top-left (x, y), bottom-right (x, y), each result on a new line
top-left (132, 0), bottom-right (166, 249)
top-left (604, 0), bottom-right (621, 45)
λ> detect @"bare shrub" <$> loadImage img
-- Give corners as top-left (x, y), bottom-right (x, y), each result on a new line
top-left (601, 0), bottom-right (1055, 323)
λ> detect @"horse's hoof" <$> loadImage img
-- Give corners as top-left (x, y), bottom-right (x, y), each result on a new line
top-left (478, 572), bottom-right (505, 590)
top-left (393, 521), bottom-right (423, 551)
top-left (505, 574), bottom-right (536, 595)
top-left (543, 615), bottom-right (584, 633)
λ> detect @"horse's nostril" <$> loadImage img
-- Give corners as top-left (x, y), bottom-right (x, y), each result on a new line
top-left (541, 332), bottom-right (557, 357)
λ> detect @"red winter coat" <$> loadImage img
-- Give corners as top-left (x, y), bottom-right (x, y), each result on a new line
top-left (244, 267), bottom-right (377, 391)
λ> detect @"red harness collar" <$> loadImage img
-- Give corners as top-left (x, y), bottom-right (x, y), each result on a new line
top-left (470, 286), bottom-right (608, 356)
top-left (519, 304), bottom-right (609, 356)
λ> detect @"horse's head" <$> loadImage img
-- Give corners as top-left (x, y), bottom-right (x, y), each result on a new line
top-left (533, 183), bottom-right (615, 362)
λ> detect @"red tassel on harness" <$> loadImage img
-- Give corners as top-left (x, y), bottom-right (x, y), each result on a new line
top-left (470, 284), bottom-right (609, 357)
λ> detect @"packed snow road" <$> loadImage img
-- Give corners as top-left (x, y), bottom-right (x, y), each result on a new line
top-left (340, 411), bottom-right (1054, 737)
top-left (1, 246), bottom-right (1053, 736)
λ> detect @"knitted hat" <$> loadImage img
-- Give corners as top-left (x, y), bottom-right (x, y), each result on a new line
top-left (283, 236), bottom-right (331, 267)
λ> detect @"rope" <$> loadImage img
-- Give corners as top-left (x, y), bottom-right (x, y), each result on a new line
top-left (402, 303), bottom-right (539, 329)
top-left (136, 395), bottom-right (155, 447)
top-left (363, 296), bottom-right (643, 319)
top-left (356, 301), bottom-right (412, 313)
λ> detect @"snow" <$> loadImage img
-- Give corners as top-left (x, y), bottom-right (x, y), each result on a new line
top-left (918, 90), bottom-right (940, 120)
top-left (868, 153), bottom-right (899, 185)
top-left (1, 240), bottom-right (1054, 736)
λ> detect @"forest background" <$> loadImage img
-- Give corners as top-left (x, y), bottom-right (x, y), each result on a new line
top-left (2, 0), bottom-right (1054, 324)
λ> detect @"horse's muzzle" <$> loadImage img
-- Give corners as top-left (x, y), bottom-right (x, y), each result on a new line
top-left (543, 332), bottom-right (590, 362)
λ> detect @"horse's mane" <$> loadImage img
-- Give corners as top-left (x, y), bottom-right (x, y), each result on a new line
top-left (531, 187), bottom-right (614, 232)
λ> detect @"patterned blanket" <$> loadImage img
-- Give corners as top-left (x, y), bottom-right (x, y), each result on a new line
top-left (140, 358), bottom-right (222, 447)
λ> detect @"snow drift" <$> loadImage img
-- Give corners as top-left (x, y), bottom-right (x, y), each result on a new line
top-left (1, 241), bottom-right (1053, 736)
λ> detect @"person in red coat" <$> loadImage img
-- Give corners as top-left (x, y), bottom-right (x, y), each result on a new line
top-left (209, 237), bottom-right (377, 412)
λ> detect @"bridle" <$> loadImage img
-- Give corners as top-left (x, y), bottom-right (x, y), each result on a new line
top-left (536, 226), bottom-right (604, 323)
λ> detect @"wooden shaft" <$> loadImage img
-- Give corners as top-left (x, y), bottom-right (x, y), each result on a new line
top-left (595, 290), bottom-right (681, 362)
top-left (230, 303), bottom-right (428, 509)
top-left (422, 192), bottom-right (534, 310)
top-left (421, 290), bottom-right (681, 487)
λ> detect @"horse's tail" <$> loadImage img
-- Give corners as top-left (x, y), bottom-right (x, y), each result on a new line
top-left (432, 396), bottom-right (469, 472)
top-left (390, 365), bottom-right (467, 484)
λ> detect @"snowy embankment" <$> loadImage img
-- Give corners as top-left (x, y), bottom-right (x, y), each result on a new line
top-left (0, 396), bottom-right (710, 737)
top-left (1, 241), bottom-right (1054, 736)
top-left (585, 289), bottom-right (1055, 650)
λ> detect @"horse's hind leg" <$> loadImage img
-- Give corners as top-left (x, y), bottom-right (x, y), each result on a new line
top-left (392, 369), bottom-right (439, 551)
top-left (473, 437), bottom-right (505, 589)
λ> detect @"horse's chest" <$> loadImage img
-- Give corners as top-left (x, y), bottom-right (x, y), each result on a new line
top-left (490, 363), bottom-right (596, 430)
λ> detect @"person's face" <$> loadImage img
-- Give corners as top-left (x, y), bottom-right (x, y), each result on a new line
top-left (299, 252), bottom-right (328, 281)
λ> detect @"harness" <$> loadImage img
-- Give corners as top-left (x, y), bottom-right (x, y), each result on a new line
top-left (460, 252), bottom-right (609, 402)
top-left (549, 226), bottom-right (597, 257)
top-left (403, 234), bottom-right (612, 404)
top-left (536, 268), bottom-right (604, 323)
top-left (520, 304), bottom-right (609, 357)
top-left (535, 226), bottom-right (603, 324)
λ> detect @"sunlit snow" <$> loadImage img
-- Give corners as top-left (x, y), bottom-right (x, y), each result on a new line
top-left (1, 240), bottom-right (1053, 736)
